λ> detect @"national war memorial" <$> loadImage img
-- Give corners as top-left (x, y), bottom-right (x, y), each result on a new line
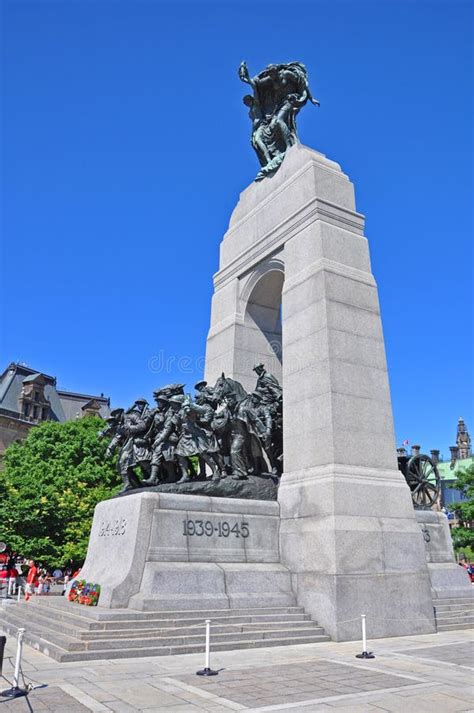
top-left (1, 61), bottom-right (471, 661)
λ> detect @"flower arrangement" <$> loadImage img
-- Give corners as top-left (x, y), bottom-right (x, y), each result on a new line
top-left (67, 579), bottom-right (101, 606)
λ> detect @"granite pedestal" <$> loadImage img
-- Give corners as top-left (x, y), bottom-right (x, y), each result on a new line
top-left (416, 510), bottom-right (472, 599)
top-left (205, 144), bottom-right (436, 640)
top-left (79, 491), bottom-right (294, 611)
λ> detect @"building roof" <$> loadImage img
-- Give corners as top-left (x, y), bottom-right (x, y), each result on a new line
top-left (0, 362), bottom-right (110, 423)
top-left (0, 363), bottom-right (56, 385)
top-left (57, 391), bottom-right (110, 420)
top-left (437, 457), bottom-right (474, 481)
top-left (22, 373), bottom-right (47, 384)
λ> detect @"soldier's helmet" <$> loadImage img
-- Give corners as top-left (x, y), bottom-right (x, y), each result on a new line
top-left (109, 408), bottom-right (124, 420)
top-left (169, 394), bottom-right (186, 405)
top-left (253, 362), bottom-right (265, 372)
top-left (159, 383), bottom-right (185, 397)
top-left (126, 398), bottom-right (148, 414)
top-left (194, 380), bottom-right (208, 391)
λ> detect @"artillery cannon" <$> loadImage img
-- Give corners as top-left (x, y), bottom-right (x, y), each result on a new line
top-left (397, 452), bottom-right (441, 509)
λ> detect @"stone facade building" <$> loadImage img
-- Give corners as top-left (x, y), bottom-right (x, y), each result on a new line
top-left (0, 363), bottom-right (110, 454)
top-left (450, 417), bottom-right (472, 462)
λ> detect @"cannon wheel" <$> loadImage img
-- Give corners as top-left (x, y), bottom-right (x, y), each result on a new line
top-left (406, 454), bottom-right (441, 508)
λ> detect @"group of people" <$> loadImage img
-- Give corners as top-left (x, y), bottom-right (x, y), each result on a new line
top-left (0, 552), bottom-right (79, 600)
top-left (100, 363), bottom-right (283, 493)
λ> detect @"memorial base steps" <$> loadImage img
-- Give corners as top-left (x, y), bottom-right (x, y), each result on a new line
top-left (0, 598), bottom-right (330, 662)
top-left (433, 596), bottom-right (474, 631)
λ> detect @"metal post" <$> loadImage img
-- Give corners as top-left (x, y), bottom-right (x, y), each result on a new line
top-left (356, 614), bottom-right (375, 659)
top-left (0, 628), bottom-right (28, 698)
top-left (12, 628), bottom-right (24, 688)
top-left (204, 619), bottom-right (211, 669)
top-left (0, 636), bottom-right (6, 677)
top-left (196, 619), bottom-right (218, 676)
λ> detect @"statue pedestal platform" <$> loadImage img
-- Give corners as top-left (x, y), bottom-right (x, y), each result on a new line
top-left (416, 510), bottom-right (472, 599)
top-left (80, 491), bottom-right (295, 611)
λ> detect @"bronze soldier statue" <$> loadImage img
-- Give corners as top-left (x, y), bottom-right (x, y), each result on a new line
top-left (253, 363), bottom-right (282, 404)
top-left (172, 398), bottom-right (224, 482)
top-left (103, 399), bottom-right (152, 493)
top-left (248, 392), bottom-right (281, 476)
top-left (239, 61), bottom-right (319, 181)
top-left (141, 391), bottom-right (173, 486)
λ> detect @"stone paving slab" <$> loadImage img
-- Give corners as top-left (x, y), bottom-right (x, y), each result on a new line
top-left (398, 641), bottom-right (473, 668)
top-left (174, 659), bottom-right (418, 707)
top-left (0, 628), bottom-right (472, 711)
top-left (0, 685), bottom-right (90, 711)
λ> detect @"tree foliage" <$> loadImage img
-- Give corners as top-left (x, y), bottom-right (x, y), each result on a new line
top-left (449, 462), bottom-right (474, 550)
top-left (0, 417), bottom-right (121, 568)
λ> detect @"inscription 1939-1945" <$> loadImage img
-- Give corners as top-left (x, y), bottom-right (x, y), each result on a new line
top-left (183, 519), bottom-right (250, 538)
top-left (99, 519), bottom-right (127, 537)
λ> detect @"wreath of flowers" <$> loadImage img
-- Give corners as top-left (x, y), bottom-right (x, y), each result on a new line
top-left (67, 579), bottom-right (101, 606)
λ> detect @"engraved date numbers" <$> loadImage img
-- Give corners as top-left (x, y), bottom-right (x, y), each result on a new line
top-left (183, 519), bottom-right (249, 538)
top-left (99, 518), bottom-right (127, 537)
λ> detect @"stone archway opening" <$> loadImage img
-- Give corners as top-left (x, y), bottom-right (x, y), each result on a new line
top-left (244, 269), bottom-right (284, 383)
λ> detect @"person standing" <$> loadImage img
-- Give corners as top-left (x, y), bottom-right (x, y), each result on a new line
top-left (7, 553), bottom-right (18, 597)
top-left (62, 569), bottom-right (71, 596)
top-left (24, 560), bottom-right (38, 601)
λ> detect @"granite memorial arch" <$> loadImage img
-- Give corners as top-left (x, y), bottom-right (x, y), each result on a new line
top-left (241, 260), bottom-right (284, 385)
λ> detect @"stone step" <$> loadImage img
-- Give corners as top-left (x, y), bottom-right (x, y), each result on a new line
top-left (435, 614), bottom-right (474, 626)
top-left (79, 619), bottom-right (316, 639)
top-left (80, 625), bottom-right (327, 651)
top-left (1, 612), bottom-right (330, 662)
top-left (1, 616), bottom-right (81, 655)
top-left (1, 605), bottom-right (324, 650)
top-left (1, 604), bottom-right (94, 633)
top-left (27, 598), bottom-right (307, 622)
top-left (0, 598), bottom-right (330, 662)
top-left (436, 621), bottom-right (474, 632)
top-left (433, 603), bottom-right (474, 613)
top-left (1, 602), bottom-right (312, 636)
top-left (432, 596), bottom-right (474, 632)
top-left (435, 609), bottom-right (474, 620)
top-left (56, 634), bottom-right (332, 662)
top-left (2, 602), bottom-right (309, 635)
top-left (90, 612), bottom-right (311, 631)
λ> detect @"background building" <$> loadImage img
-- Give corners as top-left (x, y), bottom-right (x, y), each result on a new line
top-left (396, 418), bottom-right (473, 513)
top-left (0, 362), bottom-right (110, 453)
top-left (438, 418), bottom-right (473, 510)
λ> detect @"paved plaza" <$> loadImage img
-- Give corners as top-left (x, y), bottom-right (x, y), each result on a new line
top-left (0, 628), bottom-right (472, 712)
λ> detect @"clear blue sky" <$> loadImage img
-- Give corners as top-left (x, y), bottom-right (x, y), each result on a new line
top-left (1, 0), bottom-right (473, 459)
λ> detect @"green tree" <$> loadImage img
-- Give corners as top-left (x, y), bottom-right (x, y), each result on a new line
top-left (449, 462), bottom-right (474, 551)
top-left (0, 417), bottom-right (121, 568)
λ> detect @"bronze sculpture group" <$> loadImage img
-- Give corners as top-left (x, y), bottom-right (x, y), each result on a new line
top-left (99, 364), bottom-right (283, 494)
top-left (239, 61), bottom-right (319, 181)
